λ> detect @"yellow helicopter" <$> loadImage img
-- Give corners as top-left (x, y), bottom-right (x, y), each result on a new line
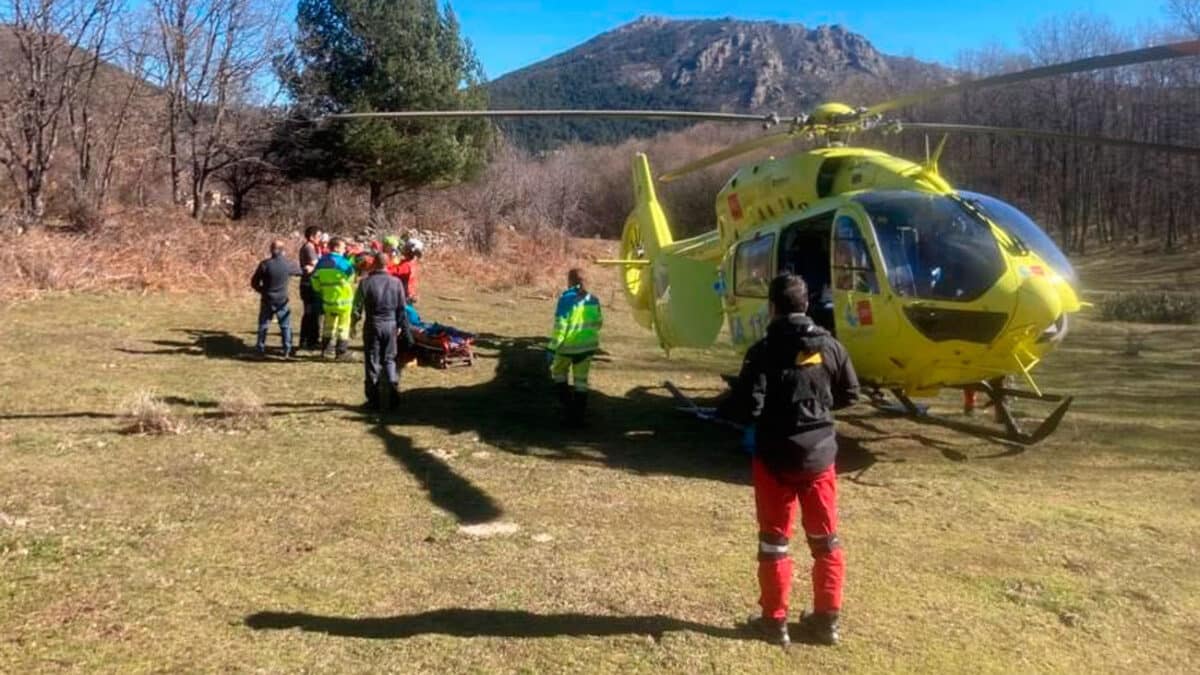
top-left (327, 38), bottom-right (1200, 444)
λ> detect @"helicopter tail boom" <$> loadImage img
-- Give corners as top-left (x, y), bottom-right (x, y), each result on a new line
top-left (630, 153), bottom-right (674, 255)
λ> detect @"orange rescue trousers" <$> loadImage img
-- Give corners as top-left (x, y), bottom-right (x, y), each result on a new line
top-left (753, 458), bottom-right (845, 620)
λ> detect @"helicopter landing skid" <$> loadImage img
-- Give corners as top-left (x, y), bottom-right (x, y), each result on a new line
top-left (961, 381), bottom-right (1073, 445)
top-left (871, 384), bottom-right (1072, 446)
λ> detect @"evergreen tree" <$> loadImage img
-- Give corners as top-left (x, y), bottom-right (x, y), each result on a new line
top-left (278, 0), bottom-right (490, 220)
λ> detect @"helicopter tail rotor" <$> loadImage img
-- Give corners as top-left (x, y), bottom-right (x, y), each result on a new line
top-left (606, 154), bottom-right (674, 329)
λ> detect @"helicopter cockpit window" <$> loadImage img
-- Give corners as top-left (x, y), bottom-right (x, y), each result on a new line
top-left (734, 234), bottom-right (775, 298)
top-left (832, 216), bottom-right (879, 294)
top-left (857, 191), bottom-right (1005, 302)
top-left (958, 191), bottom-right (1078, 286)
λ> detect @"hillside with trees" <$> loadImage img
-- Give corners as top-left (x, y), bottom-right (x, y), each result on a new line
top-left (1, 3), bottom-right (1198, 270)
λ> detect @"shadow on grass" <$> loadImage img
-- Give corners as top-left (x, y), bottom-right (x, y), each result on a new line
top-left (243, 608), bottom-right (741, 641)
top-left (115, 329), bottom-right (257, 360)
top-left (0, 411), bottom-right (119, 420)
top-left (841, 413), bottom-right (1026, 462)
top-left (150, 396), bottom-right (502, 524)
top-left (372, 333), bottom-right (754, 485)
top-left (367, 419), bottom-right (502, 525)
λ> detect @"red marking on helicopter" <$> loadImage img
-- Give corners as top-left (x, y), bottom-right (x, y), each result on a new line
top-left (727, 193), bottom-right (743, 220)
top-left (856, 300), bottom-right (874, 326)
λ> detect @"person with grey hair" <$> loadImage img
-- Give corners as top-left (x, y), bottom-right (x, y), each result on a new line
top-left (251, 239), bottom-right (301, 358)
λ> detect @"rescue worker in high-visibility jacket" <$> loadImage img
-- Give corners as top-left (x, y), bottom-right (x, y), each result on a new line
top-left (547, 268), bottom-right (602, 425)
top-left (310, 236), bottom-right (356, 359)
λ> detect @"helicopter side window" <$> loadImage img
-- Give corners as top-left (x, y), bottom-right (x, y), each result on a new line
top-left (734, 234), bottom-right (775, 298)
top-left (832, 216), bottom-right (879, 294)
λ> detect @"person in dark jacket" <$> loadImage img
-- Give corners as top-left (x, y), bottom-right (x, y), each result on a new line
top-left (298, 226), bottom-right (324, 351)
top-left (719, 272), bottom-right (860, 648)
top-left (251, 240), bottom-right (301, 358)
top-left (351, 254), bottom-right (415, 410)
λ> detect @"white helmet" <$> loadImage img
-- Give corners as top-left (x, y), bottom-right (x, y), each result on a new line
top-left (404, 238), bottom-right (424, 256)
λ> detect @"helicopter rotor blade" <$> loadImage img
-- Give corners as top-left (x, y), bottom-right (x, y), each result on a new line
top-left (866, 39), bottom-right (1200, 116)
top-left (657, 129), bottom-right (798, 183)
top-left (893, 122), bottom-right (1200, 156)
top-left (323, 109), bottom-right (778, 123)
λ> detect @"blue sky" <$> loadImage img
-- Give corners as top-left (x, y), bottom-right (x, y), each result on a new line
top-left (449, 1), bottom-right (1166, 79)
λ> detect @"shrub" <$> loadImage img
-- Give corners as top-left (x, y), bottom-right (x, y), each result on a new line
top-left (1098, 291), bottom-right (1199, 325)
top-left (65, 193), bottom-right (105, 234)
top-left (121, 391), bottom-right (185, 435)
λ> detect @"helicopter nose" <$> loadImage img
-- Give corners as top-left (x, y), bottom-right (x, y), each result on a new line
top-left (1007, 274), bottom-right (1064, 342)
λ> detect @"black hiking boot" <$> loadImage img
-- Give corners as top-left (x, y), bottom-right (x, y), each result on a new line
top-left (321, 339), bottom-right (335, 360)
top-left (335, 340), bottom-right (353, 361)
top-left (796, 610), bottom-right (840, 646)
top-left (745, 615), bottom-right (790, 649)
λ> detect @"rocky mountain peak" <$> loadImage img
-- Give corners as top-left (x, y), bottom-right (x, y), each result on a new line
top-left (487, 16), bottom-right (940, 149)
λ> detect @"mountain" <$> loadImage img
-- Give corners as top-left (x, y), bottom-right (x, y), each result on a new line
top-left (486, 16), bottom-right (948, 151)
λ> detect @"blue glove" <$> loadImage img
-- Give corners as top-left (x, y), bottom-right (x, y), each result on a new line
top-left (545, 349), bottom-right (555, 365)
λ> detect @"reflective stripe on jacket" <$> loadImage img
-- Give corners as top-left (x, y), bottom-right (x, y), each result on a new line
top-left (310, 253), bottom-right (356, 311)
top-left (549, 286), bottom-right (602, 355)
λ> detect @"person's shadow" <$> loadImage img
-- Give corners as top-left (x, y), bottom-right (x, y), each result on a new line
top-left (115, 328), bottom-right (258, 360)
top-left (243, 608), bottom-right (741, 641)
top-left (243, 607), bottom-right (837, 646)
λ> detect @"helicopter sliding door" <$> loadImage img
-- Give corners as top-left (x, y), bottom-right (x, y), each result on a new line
top-left (830, 207), bottom-right (898, 378)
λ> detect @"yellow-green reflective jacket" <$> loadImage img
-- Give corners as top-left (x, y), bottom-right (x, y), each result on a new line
top-left (549, 286), bottom-right (602, 355)
top-left (311, 253), bottom-right (356, 311)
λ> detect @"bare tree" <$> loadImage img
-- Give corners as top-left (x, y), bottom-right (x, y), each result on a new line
top-left (0, 0), bottom-right (117, 221)
top-left (64, 10), bottom-right (162, 219)
top-left (1166, 0), bottom-right (1200, 35)
top-left (147, 0), bottom-right (281, 218)
top-left (215, 110), bottom-right (281, 220)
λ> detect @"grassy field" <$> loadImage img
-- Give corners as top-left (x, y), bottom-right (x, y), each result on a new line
top-left (2, 263), bottom-right (1198, 673)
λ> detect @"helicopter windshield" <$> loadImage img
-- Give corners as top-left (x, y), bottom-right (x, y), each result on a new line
top-left (958, 191), bottom-right (1078, 286)
top-left (856, 191), bottom-right (1005, 302)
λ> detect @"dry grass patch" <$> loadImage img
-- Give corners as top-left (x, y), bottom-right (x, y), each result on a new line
top-left (216, 387), bottom-right (268, 431)
top-left (119, 390), bottom-right (185, 435)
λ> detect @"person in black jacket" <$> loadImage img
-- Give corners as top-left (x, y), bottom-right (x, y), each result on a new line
top-left (351, 254), bottom-right (416, 411)
top-left (251, 240), bottom-right (301, 358)
top-left (719, 272), bottom-right (860, 648)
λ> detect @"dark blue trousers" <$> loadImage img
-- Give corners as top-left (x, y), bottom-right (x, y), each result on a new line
top-left (257, 299), bottom-right (293, 354)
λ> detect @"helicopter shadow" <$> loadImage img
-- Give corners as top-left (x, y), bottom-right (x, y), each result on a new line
top-left (363, 333), bottom-right (897, 491)
top-left (252, 333), bottom-right (912, 523)
top-left (840, 412), bottom-right (1026, 463)
top-left (373, 333), bottom-right (755, 487)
